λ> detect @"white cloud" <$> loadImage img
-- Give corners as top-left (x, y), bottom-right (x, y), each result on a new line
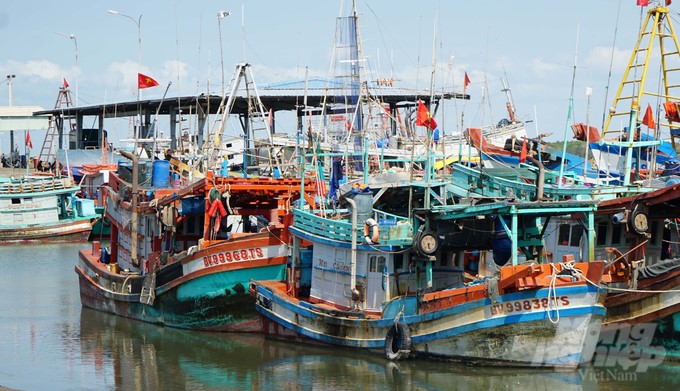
top-left (2, 59), bottom-right (65, 82)
top-left (160, 60), bottom-right (190, 83)
top-left (529, 58), bottom-right (564, 76)
top-left (586, 46), bottom-right (631, 73)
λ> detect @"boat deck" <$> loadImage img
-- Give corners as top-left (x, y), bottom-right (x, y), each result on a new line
top-left (257, 279), bottom-right (380, 319)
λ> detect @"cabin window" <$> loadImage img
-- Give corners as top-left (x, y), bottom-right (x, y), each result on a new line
top-left (611, 225), bottom-right (622, 245)
top-left (570, 225), bottom-right (584, 247)
top-left (558, 224), bottom-right (571, 245)
top-left (369, 255), bottom-right (386, 273)
top-left (11, 198), bottom-right (20, 204)
top-left (596, 222), bottom-right (608, 246)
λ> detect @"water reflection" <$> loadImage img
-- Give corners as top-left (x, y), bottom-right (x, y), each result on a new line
top-left (79, 308), bottom-right (604, 391)
top-left (3, 244), bottom-right (678, 390)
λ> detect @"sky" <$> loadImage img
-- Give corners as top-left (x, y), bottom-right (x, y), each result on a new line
top-left (0, 0), bottom-right (673, 154)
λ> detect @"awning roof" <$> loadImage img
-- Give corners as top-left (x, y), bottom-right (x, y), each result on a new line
top-left (0, 106), bottom-right (49, 131)
top-left (32, 91), bottom-right (468, 119)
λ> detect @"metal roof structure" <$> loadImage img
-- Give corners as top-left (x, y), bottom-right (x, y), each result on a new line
top-left (0, 106), bottom-right (48, 131)
top-left (30, 80), bottom-right (468, 152)
top-left (32, 88), bottom-right (467, 119)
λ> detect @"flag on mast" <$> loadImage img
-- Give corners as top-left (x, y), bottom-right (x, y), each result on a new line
top-left (464, 72), bottom-right (471, 94)
top-left (416, 100), bottom-right (438, 131)
top-left (519, 138), bottom-right (527, 163)
top-left (642, 103), bottom-right (656, 129)
top-left (26, 130), bottom-right (33, 149)
top-left (138, 73), bottom-right (159, 89)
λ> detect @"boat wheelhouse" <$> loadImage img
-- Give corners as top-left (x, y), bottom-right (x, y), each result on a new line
top-left (0, 175), bottom-right (97, 243)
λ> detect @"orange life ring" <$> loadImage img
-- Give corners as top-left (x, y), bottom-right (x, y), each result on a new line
top-left (364, 218), bottom-right (379, 244)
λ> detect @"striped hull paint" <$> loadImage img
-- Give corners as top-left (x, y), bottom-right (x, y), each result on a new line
top-left (254, 282), bottom-right (605, 369)
top-left (602, 268), bottom-right (680, 359)
top-left (0, 219), bottom-right (92, 244)
top-left (75, 232), bottom-right (288, 332)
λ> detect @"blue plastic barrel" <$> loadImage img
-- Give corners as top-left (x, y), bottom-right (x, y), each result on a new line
top-left (152, 160), bottom-right (170, 188)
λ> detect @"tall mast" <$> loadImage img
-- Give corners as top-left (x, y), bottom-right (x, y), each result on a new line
top-left (558, 25), bottom-right (579, 189)
top-left (600, 6), bottom-right (680, 185)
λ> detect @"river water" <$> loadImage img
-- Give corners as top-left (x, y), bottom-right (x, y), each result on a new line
top-left (1, 243), bottom-right (680, 390)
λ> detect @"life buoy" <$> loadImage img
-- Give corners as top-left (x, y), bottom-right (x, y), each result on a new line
top-left (364, 218), bottom-right (379, 244)
top-left (385, 322), bottom-right (412, 360)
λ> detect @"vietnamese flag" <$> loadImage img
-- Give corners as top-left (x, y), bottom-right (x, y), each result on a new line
top-left (637, 0), bottom-right (649, 6)
top-left (416, 100), bottom-right (437, 131)
top-left (138, 73), bottom-right (159, 89)
top-left (519, 138), bottom-right (527, 163)
top-left (63, 78), bottom-right (69, 88)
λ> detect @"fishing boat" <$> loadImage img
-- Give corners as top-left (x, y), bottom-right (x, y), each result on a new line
top-left (0, 174), bottom-right (98, 243)
top-left (502, 4), bottom-right (680, 362)
top-left (545, 181), bottom-right (680, 361)
top-left (250, 143), bottom-right (609, 368)
top-left (75, 151), bottom-right (315, 331)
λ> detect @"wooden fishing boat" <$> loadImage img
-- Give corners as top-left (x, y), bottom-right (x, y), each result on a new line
top-left (75, 152), bottom-right (315, 331)
top-left (0, 174), bottom-right (97, 243)
top-left (250, 164), bottom-right (608, 368)
top-left (547, 181), bottom-right (680, 361)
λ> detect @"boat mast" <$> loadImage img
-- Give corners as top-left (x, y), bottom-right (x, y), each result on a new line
top-left (500, 76), bottom-right (517, 124)
top-left (350, 0), bottom-right (370, 184)
top-left (425, 13), bottom-right (437, 209)
top-left (558, 25), bottom-right (579, 189)
top-left (600, 5), bottom-right (680, 186)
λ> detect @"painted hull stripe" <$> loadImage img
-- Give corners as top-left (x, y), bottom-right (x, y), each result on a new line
top-left (256, 285), bottom-right (605, 348)
top-left (261, 283), bottom-right (600, 327)
top-left (257, 303), bottom-right (603, 349)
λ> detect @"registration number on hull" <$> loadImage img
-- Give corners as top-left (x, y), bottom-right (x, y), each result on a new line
top-left (489, 296), bottom-right (570, 316)
top-left (203, 247), bottom-right (265, 267)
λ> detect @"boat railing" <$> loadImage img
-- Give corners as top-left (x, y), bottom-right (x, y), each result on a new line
top-left (0, 176), bottom-right (74, 195)
top-left (293, 208), bottom-right (412, 246)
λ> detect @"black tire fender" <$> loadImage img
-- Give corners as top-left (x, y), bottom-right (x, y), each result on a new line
top-left (384, 322), bottom-right (412, 360)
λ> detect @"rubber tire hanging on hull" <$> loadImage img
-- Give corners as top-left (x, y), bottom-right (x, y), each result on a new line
top-left (384, 323), bottom-right (412, 360)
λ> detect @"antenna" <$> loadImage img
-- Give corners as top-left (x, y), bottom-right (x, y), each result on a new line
top-left (241, 4), bottom-right (246, 62)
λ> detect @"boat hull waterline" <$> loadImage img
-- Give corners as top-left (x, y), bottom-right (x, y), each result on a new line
top-left (253, 281), bottom-right (605, 369)
top-left (76, 233), bottom-right (288, 332)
